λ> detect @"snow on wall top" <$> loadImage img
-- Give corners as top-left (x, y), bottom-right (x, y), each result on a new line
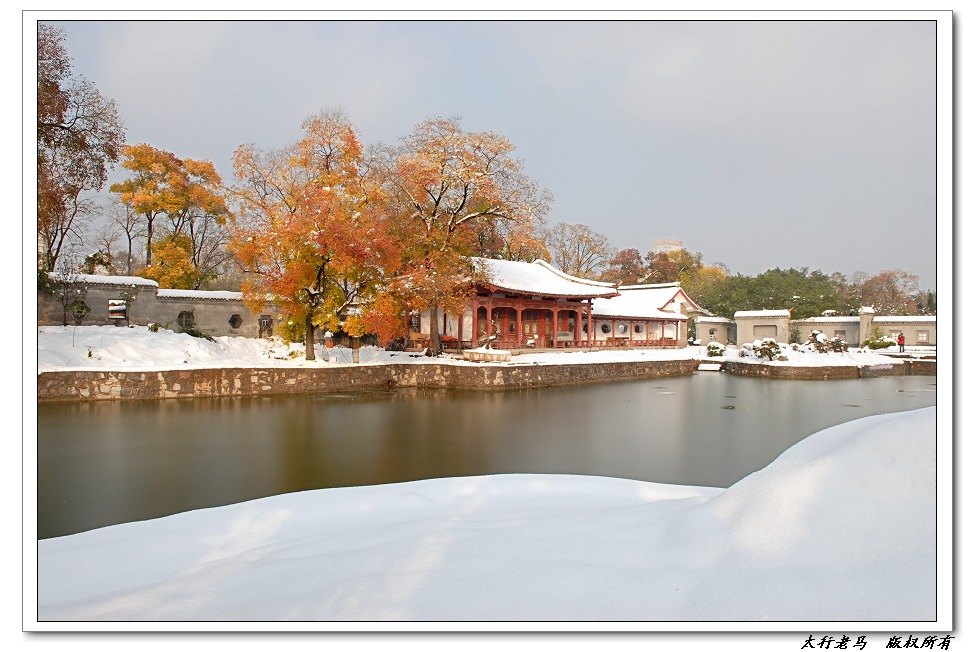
top-left (473, 258), bottom-right (618, 299)
top-left (874, 316), bottom-right (937, 323)
top-left (799, 316), bottom-right (861, 323)
top-left (695, 315), bottom-right (732, 323)
top-left (734, 309), bottom-right (791, 318)
top-left (591, 286), bottom-right (688, 320)
top-left (157, 289), bottom-right (245, 301)
top-left (51, 273), bottom-right (159, 288)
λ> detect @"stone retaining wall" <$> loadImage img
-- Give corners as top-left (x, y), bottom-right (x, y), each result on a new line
top-left (722, 359), bottom-right (936, 380)
top-left (37, 359), bottom-right (700, 402)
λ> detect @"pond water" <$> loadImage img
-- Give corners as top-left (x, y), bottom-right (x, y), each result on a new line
top-left (36, 373), bottom-right (937, 539)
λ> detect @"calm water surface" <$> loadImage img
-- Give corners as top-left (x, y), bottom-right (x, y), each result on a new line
top-left (37, 373), bottom-right (936, 539)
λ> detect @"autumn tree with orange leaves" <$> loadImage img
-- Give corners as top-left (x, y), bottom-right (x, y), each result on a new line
top-left (229, 111), bottom-right (400, 360)
top-left (379, 117), bottom-right (551, 356)
top-left (110, 144), bottom-right (229, 285)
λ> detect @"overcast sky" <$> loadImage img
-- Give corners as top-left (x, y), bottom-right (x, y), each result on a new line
top-left (45, 15), bottom-right (941, 290)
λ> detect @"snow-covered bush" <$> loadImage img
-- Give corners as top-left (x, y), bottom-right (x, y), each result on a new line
top-left (807, 330), bottom-right (829, 353)
top-left (863, 335), bottom-right (897, 350)
top-left (756, 338), bottom-right (781, 361)
top-left (829, 337), bottom-right (848, 353)
top-left (706, 342), bottom-right (725, 357)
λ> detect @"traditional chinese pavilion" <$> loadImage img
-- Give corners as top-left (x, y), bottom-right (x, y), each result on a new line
top-left (420, 259), bottom-right (700, 350)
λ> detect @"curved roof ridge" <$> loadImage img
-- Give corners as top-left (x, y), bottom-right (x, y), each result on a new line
top-left (472, 257), bottom-right (618, 298)
top-left (617, 282), bottom-right (681, 290)
top-left (530, 259), bottom-right (618, 289)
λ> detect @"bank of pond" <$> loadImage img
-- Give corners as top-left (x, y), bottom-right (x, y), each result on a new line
top-left (37, 355), bottom-right (935, 403)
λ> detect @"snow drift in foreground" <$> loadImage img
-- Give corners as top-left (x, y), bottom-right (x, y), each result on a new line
top-left (37, 407), bottom-right (935, 623)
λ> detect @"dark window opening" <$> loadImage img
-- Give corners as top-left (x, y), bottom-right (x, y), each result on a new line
top-left (177, 311), bottom-right (195, 330)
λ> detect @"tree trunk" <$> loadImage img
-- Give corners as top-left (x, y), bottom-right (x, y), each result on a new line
top-left (305, 315), bottom-right (316, 361)
top-left (428, 301), bottom-right (442, 356)
top-left (145, 216), bottom-right (154, 267)
top-left (126, 235), bottom-right (134, 275)
top-left (352, 336), bottom-right (360, 363)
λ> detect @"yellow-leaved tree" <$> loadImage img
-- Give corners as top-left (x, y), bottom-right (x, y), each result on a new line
top-left (378, 117), bottom-right (551, 356)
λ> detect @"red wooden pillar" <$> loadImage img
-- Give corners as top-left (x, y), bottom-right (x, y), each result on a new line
top-left (550, 306), bottom-right (557, 348)
top-left (551, 306), bottom-right (557, 348)
top-left (458, 307), bottom-right (464, 350)
top-left (587, 301), bottom-right (593, 346)
top-left (472, 299), bottom-right (479, 346)
top-left (516, 302), bottom-right (523, 347)
top-left (487, 296), bottom-right (493, 342)
top-left (629, 320), bottom-right (634, 346)
top-left (574, 307), bottom-right (581, 346)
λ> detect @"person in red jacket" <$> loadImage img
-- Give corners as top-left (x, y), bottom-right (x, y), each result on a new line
top-left (897, 332), bottom-right (906, 353)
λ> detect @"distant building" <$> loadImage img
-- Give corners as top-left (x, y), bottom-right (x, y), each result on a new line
top-left (651, 239), bottom-right (684, 255)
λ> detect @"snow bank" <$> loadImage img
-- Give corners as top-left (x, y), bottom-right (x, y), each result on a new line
top-left (41, 326), bottom-right (922, 374)
top-left (36, 325), bottom-right (700, 372)
top-left (36, 407), bottom-right (935, 623)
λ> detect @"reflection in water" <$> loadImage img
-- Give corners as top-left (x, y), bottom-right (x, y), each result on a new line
top-left (37, 374), bottom-right (936, 539)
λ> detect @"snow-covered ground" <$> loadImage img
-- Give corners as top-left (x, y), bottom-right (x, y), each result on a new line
top-left (35, 325), bottom-right (928, 372)
top-left (35, 406), bottom-right (937, 626)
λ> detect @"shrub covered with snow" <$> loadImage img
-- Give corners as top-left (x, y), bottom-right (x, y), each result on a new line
top-left (755, 338), bottom-right (782, 361)
top-left (706, 342), bottom-right (725, 357)
top-left (807, 330), bottom-right (848, 354)
top-left (864, 335), bottom-right (897, 350)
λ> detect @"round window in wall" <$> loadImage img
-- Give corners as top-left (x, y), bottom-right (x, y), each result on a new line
top-left (177, 311), bottom-right (195, 331)
top-left (618, 323), bottom-right (628, 334)
top-left (600, 323), bottom-right (611, 334)
top-left (229, 314), bottom-right (243, 329)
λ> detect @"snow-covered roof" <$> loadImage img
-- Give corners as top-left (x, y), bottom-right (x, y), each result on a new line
top-left (50, 273), bottom-right (159, 288)
top-left (695, 316), bottom-right (731, 324)
top-left (734, 309), bottom-right (791, 318)
top-left (874, 316), bottom-right (937, 323)
top-left (591, 286), bottom-right (688, 320)
top-left (617, 283), bottom-right (703, 313)
top-left (473, 258), bottom-right (618, 299)
top-left (157, 289), bottom-right (245, 301)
